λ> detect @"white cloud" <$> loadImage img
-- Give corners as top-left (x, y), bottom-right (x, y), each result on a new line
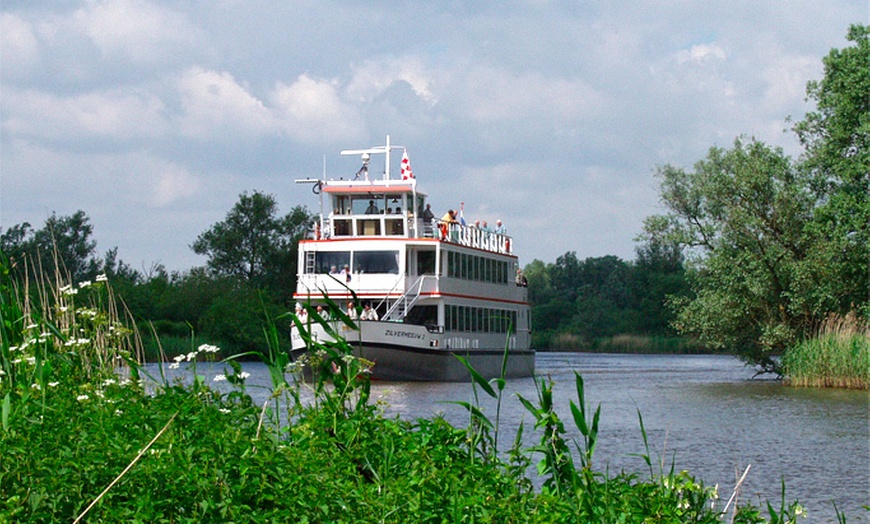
top-left (346, 58), bottom-right (436, 103)
top-left (150, 163), bottom-right (202, 207)
top-left (0, 87), bottom-right (169, 141)
top-left (73, 0), bottom-right (204, 64)
top-left (272, 74), bottom-right (364, 145)
top-left (0, 13), bottom-right (39, 79)
top-left (676, 43), bottom-right (727, 65)
top-left (175, 67), bottom-right (274, 139)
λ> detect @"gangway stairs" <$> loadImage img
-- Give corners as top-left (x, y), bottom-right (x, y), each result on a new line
top-left (382, 275), bottom-right (428, 322)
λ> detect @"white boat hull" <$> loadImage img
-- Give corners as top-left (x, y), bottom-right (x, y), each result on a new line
top-left (291, 321), bottom-right (535, 381)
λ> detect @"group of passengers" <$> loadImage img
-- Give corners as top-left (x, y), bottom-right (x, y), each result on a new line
top-left (295, 301), bottom-right (380, 322)
top-left (424, 204), bottom-right (507, 240)
top-left (364, 200), bottom-right (404, 215)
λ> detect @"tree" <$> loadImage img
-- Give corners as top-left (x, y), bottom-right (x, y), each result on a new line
top-left (1, 210), bottom-right (102, 283)
top-left (792, 24), bottom-right (870, 320)
top-left (640, 26), bottom-right (869, 372)
top-left (641, 139), bottom-right (817, 370)
top-left (191, 191), bottom-right (311, 301)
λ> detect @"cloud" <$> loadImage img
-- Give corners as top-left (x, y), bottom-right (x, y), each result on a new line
top-left (1, 87), bottom-right (169, 142)
top-left (272, 74), bottom-right (365, 145)
top-left (0, 13), bottom-right (39, 79)
top-left (73, 0), bottom-right (205, 64)
top-left (150, 163), bottom-right (202, 207)
top-left (676, 43), bottom-right (727, 65)
top-left (175, 67), bottom-right (274, 140)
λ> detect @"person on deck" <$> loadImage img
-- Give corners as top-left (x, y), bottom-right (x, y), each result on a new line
top-left (346, 301), bottom-right (358, 320)
top-left (365, 200), bottom-right (379, 214)
top-left (439, 209), bottom-right (457, 240)
top-left (360, 302), bottom-right (379, 321)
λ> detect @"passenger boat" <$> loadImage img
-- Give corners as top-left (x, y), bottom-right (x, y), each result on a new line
top-left (291, 136), bottom-right (534, 381)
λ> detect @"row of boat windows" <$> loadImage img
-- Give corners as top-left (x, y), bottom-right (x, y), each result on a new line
top-left (445, 305), bottom-right (517, 334)
top-left (446, 251), bottom-right (511, 284)
top-left (312, 251), bottom-right (400, 274)
top-left (309, 250), bottom-right (511, 284)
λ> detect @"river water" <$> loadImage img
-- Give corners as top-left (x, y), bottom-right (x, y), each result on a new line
top-left (154, 353), bottom-right (869, 522)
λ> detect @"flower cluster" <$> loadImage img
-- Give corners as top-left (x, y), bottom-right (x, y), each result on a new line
top-left (169, 344), bottom-right (222, 369)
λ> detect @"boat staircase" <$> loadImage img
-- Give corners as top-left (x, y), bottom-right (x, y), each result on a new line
top-left (382, 275), bottom-right (429, 322)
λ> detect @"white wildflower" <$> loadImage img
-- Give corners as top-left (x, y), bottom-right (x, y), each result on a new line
top-left (59, 284), bottom-right (73, 293)
top-left (77, 394), bottom-right (89, 401)
top-left (25, 356), bottom-right (36, 365)
top-left (239, 372), bottom-right (251, 380)
top-left (48, 381), bottom-right (60, 387)
top-left (78, 280), bottom-right (92, 288)
top-left (102, 378), bottom-right (117, 387)
top-left (25, 323), bottom-right (38, 330)
top-left (168, 362), bottom-right (180, 370)
top-left (173, 354), bottom-right (186, 363)
top-left (9, 346), bottom-right (18, 352)
top-left (186, 351), bottom-right (198, 362)
top-left (198, 344), bottom-right (220, 354)
top-left (96, 274), bottom-right (108, 282)
top-left (213, 374), bottom-right (227, 382)
top-left (31, 383), bottom-right (41, 391)
top-left (219, 408), bottom-right (231, 414)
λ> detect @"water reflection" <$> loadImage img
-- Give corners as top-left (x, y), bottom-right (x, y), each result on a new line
top-left (148, 353), bottom-right (868, 522)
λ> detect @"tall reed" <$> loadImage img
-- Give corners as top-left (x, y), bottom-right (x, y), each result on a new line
top-left (782, 312), bottom-right (870, 389)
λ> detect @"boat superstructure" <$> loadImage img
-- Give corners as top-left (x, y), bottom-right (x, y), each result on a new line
top-left (291, 136), bottom-right (534, 381)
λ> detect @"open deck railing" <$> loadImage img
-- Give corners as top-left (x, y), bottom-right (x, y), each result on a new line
top-left (319, 215), bottom-right (513, 254)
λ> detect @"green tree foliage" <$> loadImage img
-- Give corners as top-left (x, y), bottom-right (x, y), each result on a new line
top-left (191, 191), bottom-right (310, 303)
top-left (0, 210), bottom-right (103, 283)
top-left (526, 250), bottom-right (689, 350)
top-left (641, 25), bottom-right (869, 372)
top-left (793, 24), bottom-right (869, 320)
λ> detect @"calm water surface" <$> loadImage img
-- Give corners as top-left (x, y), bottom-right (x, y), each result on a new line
top-left (159, 353), bottom-right (869, 522)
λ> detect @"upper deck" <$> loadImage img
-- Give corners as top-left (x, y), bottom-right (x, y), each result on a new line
top-left (299, 137), bottom-right (513, 255)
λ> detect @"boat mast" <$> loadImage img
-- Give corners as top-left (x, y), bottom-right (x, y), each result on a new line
top-left (340, 135), bottom-right (402, 180)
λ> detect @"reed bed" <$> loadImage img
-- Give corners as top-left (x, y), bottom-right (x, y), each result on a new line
top-left (782, 312), bottom-right (870, 389)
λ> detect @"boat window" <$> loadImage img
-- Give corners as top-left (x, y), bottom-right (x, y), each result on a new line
top-left (332, 196), bottom-right (351, 215)
top-left (354, 251), bottom-right (400, 274)
top-left (405, 305), bottom-right (437, 327)
top-left (353, 195), bottom-right (384, 215)
top-left (417, 250), bottom-right (436, 275)
top-left (314, 252), bottom-right (350, 274)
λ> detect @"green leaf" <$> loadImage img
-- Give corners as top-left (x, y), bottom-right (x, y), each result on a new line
top-left (455, 355), bottom-right (496, 398)
top-left (2, 393), bottom-right (10, 431)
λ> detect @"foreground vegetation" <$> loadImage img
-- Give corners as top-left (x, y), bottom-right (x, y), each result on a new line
top-left (1, 266), bottom-right (823, 523)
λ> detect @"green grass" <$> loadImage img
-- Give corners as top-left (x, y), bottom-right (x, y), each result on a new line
top-left (782, 312), bottom-right (870, 389)
top-left (0, 258), bottom-right (819, 523)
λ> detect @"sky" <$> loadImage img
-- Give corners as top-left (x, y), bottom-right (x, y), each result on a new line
top-left (1, 1), bottom-right (866, 274)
